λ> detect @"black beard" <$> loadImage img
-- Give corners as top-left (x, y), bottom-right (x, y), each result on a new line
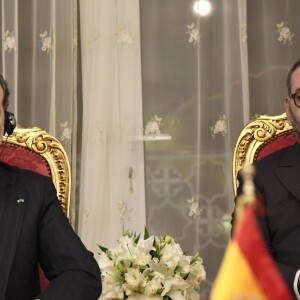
top-left (288, 106), bottom-right (300, 140)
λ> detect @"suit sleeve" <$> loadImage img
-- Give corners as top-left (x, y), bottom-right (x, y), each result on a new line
top-left (276, 263), bottom-right (299, 294)
top-left (36, 177), bottom-right (102, 300)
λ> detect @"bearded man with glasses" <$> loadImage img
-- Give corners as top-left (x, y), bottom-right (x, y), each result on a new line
top-left (232, 59), bottom-right (300, 300)
top-left (286, 61), bottom-right (300, 140)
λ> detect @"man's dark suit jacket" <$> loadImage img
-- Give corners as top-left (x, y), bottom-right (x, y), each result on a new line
top-left (0, 162), bottom-right (102, 299)
top-left (233, 142), bottom-right (300, 297)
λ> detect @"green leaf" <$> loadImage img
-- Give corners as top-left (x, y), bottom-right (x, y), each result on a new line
top-left (98, 244), bottom-right (108, 253)
top-left (175, 265), bottom-right (183, 273)
top-left (144, 227), bottom-right (150, 239)
top-left (123, 229), bottom-right (133, 237)
top-left (134, 233), bottom-right (141, 244)
top-left (190, 252), bottom-right (200, 265)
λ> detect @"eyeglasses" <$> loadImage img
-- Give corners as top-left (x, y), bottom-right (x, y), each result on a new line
top-left (290, 90), bottom-right (300, 108)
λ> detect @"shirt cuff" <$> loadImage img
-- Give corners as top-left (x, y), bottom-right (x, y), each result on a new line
top-left (294, 269), bottom-right (300, 300)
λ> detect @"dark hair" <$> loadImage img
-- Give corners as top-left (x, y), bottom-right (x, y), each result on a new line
top-left (287, 59), bottom-right (300, 95)
top-left (0, 75), bottom-right (9, 110)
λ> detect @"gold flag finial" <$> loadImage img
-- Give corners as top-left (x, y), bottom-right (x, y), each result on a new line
top-left (235, 164), bottom-right (256, 222)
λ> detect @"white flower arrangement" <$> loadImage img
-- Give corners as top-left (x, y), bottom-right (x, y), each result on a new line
top-left (98, 229), bottom-right (206, 300)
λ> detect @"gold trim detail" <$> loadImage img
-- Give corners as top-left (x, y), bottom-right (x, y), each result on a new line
top-left (3, 127), bottom-right (71, 217)
top-left (232, 113), bottom-right (293, 195)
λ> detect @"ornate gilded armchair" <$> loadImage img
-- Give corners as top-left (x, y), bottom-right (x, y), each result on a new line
top-left (232, 113), bottom-right (296, 195)
top-left (0, 127), bottom-right (71, 290)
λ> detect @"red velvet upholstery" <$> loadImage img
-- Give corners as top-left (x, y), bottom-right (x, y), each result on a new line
top-left (255, 131), bottom-right (297, 161)
top-left (0, 143), bottom-right (50, 290)
top-left (0, 143), bottom-right (50, 176)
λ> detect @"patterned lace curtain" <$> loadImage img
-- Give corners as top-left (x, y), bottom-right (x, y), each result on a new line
top-left (140, 0), bottom-right (300, 298)
top-left (0, 0), bottom-right (146, 256)
top-left (0, 0), bottom-right (78, 224)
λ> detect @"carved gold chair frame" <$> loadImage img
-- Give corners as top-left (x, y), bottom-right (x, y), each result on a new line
top-left (1, 127), bottom-right (71, 217)
top-left (232, 113), bottom-right (295, 195)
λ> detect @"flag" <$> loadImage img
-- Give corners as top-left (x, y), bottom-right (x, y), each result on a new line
top-left (211, 204), bottom-right (293, 300)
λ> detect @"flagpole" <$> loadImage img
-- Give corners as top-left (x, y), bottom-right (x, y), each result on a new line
top-left (234, 164), bottom-right (256, 222)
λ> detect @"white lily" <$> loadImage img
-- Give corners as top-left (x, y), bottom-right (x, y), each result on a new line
top-left (98, 229), bottom-right (205, 300)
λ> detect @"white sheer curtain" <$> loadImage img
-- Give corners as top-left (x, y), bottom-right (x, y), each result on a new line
top-left (0, 0), bottom-right (78, 223)
top-left (78, 0), bottom-right (146, 254)
top-left (140, 0), bottom-right (300, 297)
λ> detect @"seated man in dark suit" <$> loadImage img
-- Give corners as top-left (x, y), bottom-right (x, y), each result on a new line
top-left (0, 75), bottom-right (102, 300)
top-left (232, 58), bottom-right (300, 300)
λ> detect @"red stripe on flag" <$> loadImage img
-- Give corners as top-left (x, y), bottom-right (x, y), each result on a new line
top-left (233, 206), bottom-right (293, 300)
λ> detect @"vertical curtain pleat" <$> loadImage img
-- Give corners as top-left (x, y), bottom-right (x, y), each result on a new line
top-left (78, 0), bottom-right (146, 253)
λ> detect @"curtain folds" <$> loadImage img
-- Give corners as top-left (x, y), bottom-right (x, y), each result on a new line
top-left (140, 0), bottom-right (300, 297)
top-left (0, 0), bottom-right (78, 222)
top-left (78, 0), bottom-right (146, 253)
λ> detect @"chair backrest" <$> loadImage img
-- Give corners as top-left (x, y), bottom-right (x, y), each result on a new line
top-left (0, 127), bottom-right (71, 216)
top-left (0, 127), bottom-right (71, 290)
top-left (232, 113), bottom-right (296, 195)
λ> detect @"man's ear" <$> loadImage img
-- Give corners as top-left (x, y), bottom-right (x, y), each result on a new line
top-left (284, 97), bottom-right (291, 125)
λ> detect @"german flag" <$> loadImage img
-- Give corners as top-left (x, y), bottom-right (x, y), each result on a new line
top-left (210, 204), bottom-right (293, 300)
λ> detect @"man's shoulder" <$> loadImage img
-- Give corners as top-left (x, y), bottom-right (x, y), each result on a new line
top-left (0, 161), bottom-right (50, 183)
top-left (254, 142), bottom-right (298, 167)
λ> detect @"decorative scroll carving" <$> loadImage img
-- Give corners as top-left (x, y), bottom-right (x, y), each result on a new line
top-left (4, 127), bottom-right (70, 217)
top-left (232, 113), bottom-right (293, 194)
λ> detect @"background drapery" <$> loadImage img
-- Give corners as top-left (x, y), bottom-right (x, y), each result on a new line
top-left (0, 0), bottom-right (299, 298)
top-left (0, 0), bottom-right (78, 225)
top-left (140, 0), bottom-right (300, 297)
top-left (77, 0), bottom-right (146, 254)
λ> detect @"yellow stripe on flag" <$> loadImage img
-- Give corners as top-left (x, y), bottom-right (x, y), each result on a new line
top-left (211, 241), bottom-right (267, 300)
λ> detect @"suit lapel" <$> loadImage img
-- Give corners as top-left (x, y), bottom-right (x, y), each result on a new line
top-left (0, 164), bottom-right (26, 299)
top-left (276, 143), bottom-right (300, 202)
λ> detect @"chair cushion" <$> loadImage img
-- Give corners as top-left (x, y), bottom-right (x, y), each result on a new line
top-left (0, 143), bottom-right (51, 176)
